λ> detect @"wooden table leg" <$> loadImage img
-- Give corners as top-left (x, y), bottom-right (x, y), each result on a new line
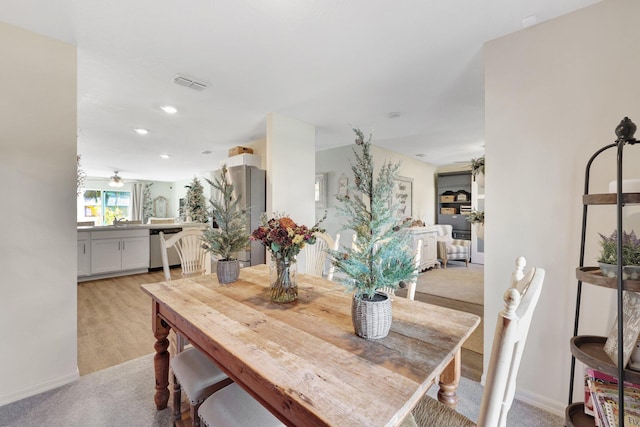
top-left (152, 302), bottom-right (171, 410)
top-left (438, 348), bottom-right (461, 408)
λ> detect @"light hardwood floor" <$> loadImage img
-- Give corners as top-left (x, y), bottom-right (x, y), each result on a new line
top-left (78, 269), bottom-right (483, 381)
top-left (78, 270), bottom-right (171, 375)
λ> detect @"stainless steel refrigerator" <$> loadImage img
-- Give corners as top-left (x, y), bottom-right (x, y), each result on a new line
top-left (226, 165), bottom-right (266, 266)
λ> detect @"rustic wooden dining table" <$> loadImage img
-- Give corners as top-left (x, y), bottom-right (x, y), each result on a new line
top-left (141, 265), bottom-right (480, 427)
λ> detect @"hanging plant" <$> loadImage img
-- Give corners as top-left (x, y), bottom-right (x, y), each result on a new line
top-left (77, 155), bottom-right (86, 196)
top-left (466, 210), bottom-right (484, 225)
top-left (471, 156), bottom-right (485, 182)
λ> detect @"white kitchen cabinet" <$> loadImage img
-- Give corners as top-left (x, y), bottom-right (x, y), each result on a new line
top-left (77, 232), bottom-right (91, 277)
top-left (90, 229), bottom-right (149, 275)
top-left (120, 236), bottom-right (150, 270)
top-left (409, 226), bottom-right (439, 271)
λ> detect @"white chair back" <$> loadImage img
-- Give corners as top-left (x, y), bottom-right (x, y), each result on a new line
top-left (434, 224), bottom-right (453, 244)
top-left (477, 256), bottom-right (545, 427)
top-left (379, 239), bottom-right (422, 300)
top-left (405, 239), bottom-right (422, 301)
top-left (304, 232), bottom-right (340, 280)
top-left (160, 228), bottom-right (211, 281)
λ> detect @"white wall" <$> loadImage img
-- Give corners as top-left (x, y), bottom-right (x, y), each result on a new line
top-left (0, 23), bottom-right (78, 405)
top-left (485, 0), bottom-right (640, 415)
top-left (316, 142), bottom-right (438, 247)
top-left (266, 113), bottom-right (316, 224)
top-left (266, 113), bottom-right (316, 272)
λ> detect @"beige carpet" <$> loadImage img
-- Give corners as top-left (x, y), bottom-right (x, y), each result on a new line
top-left (416, 262), bottom-right (484, 305)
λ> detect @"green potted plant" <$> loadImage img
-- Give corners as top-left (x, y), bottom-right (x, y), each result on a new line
top-left (471, 155), bottom-right (485, 186)
top-left (466, 209), bottom-right (485, 240)
top-left (202, 164), bottom-right (250, 284)
top-left (328, 128), bottom-right (416, 339)
top-left (598, 229), bottom-right (640, 280)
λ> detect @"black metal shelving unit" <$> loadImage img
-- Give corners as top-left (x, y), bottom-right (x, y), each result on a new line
top-left (566, 117), bottom-right (639, 427)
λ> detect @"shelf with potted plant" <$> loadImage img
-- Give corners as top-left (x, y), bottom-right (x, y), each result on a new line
top-left (567, 117), bottom-right (640, 427)
top-left (575, 230), bottom-right (640, 291)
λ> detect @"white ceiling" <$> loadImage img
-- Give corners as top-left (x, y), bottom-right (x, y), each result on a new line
top-left (1, 0), bottom-right (600, 182)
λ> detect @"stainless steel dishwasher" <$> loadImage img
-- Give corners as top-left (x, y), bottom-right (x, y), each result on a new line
top-left (149, 227), bottom-right (182, 270)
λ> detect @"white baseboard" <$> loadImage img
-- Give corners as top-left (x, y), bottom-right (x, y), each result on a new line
top-left (479, 374), bottom-right (565, 418)
top-left (514, 387), bottom-right (566, 418)
top-left (0, 369), bottom-right (80, 407)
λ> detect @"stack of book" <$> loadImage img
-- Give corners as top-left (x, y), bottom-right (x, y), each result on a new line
top-left (584, 367), bottom-right (640, 426)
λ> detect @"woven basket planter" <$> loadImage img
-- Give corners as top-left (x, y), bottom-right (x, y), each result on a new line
top-left (351, 292), bottom-right (392, 339)
top-left (216, 260), bottom-right (240, 284)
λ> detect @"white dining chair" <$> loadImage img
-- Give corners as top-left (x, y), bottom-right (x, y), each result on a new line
top-left (304, 232), bottom-right (340, 280)
top-left (199, 383), bottom-right (285, 427)
top-left (160, 227), bottom-right (211, 282)
top-left (160, 227), bottom-right (231, 426)
top-left (171, 348), bottom-right (233, 426)
top-left (404, 238), bottom-right (422, 301)
top-left (404, 256), bottom-right (545, 427)
top-left (379, 239), bottom-right (422, 300)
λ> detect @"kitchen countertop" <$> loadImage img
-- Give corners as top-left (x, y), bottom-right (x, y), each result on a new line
top-left (77, 223), bottom-right (208, 231)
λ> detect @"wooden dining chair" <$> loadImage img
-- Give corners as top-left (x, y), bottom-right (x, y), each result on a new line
top-left (160, 227), bottom-right (231, 426)
top-left (304, 232), bottom-right (340, 280)
top-left (405, 256), bottom-right (545, 427)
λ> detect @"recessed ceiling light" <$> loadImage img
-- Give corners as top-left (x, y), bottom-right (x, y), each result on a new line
top-left (134, 128), bottom-right (149, 135)
top-left (201, 150), bottom-right (212, 155)
top-left (160, 154), bottom-right (170, 159)
top-left (160, 105), bottom-right (177, 114)
top-left (415, 154), bottom-right (426, 157)
top-left (386, 112), bottom-right (401, 119)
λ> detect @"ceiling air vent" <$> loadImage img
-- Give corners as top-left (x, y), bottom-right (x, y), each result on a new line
top-left (172, 74), bottom-right (208, 91)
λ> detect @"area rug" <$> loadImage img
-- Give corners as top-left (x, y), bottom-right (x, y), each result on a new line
top-left (416, 262), bottom-right (484, 305)
top-left (0, 352), bottom-right (563, 427)
top-left (0, 353), bottom-right (172, 427)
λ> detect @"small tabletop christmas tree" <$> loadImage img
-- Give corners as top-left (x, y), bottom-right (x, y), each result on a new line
top-left (203, 165), bottom-right (249, 262)
top-left (328, 128), bottom-right (416, 299)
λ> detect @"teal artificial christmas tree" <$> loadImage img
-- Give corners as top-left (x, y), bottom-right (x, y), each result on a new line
top-left (328, 128), bottom-right (416, 299)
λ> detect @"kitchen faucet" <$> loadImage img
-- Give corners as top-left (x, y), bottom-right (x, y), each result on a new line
top-left (113, 217), bottom-right (125, 226)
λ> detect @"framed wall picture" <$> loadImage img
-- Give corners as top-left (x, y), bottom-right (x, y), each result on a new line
top-left (392, 176), bottom-right (412, 218)
top-left (315, 173), bottom-right (327, 208)
top-left (153, 196), bottom-right (168, 218)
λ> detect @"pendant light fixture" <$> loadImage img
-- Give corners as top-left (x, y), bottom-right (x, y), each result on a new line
top-left (109, 171), bottom-right (124, 187)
